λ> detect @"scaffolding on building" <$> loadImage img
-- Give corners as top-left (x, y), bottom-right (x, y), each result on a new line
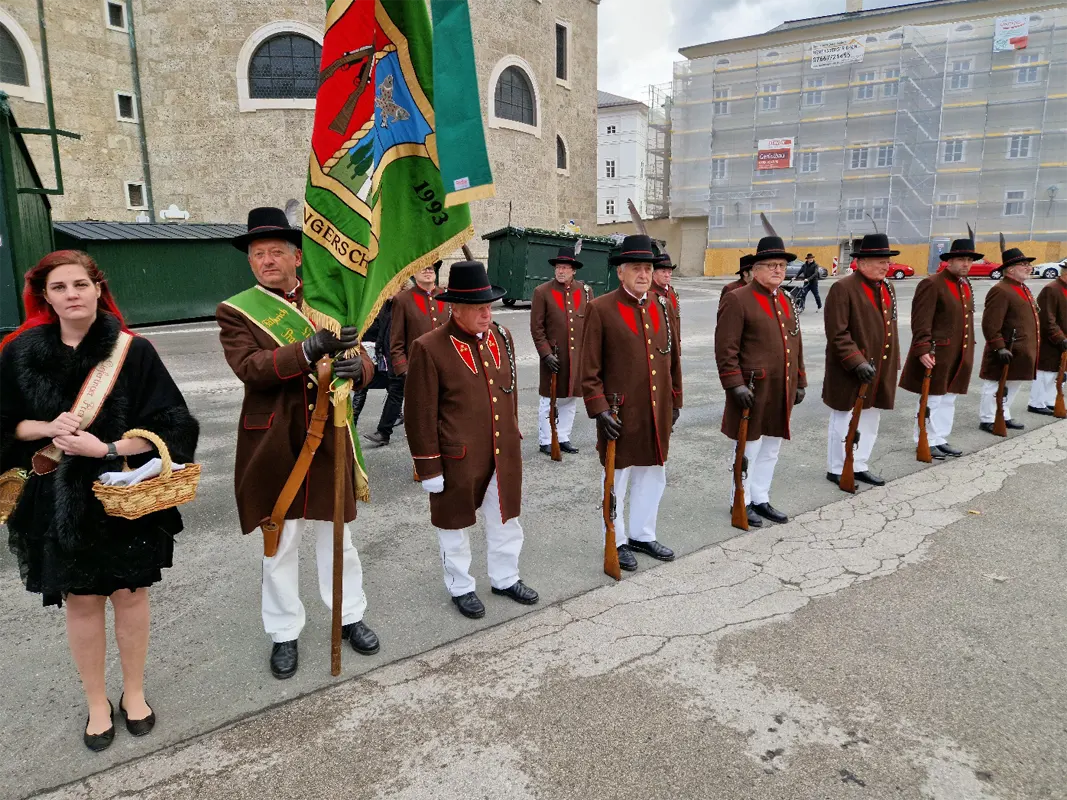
top-left (669, 6), bottom-right (1067, 263)
top-left (645, 82), bottom-right (672, 219)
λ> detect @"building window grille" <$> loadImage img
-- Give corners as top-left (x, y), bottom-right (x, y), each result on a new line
top-left (856, 71), bottom-right (876, 100)
top-left (949, 60), bottom-right (971, 91)
top-left (761, 83), bottom-right (779, 111)
top-left (248, 33), bottom-right (321, 99)
top-left (942, 139), bottom-right (964, 163)
top-left (494, 65), bottom-right (536, 125)
top-left (795, 201), bottom-right (816, 225)
top-left (1008, 134), bottom-right (1031, 159)
top-left (0, 23), bottom-right (27, 86)
top-left (605, 199), bottom-right (615, 216)
top-left (711, 205), bottom-right (726, 227)
top-left (555, 23), bottom-right (568, 82)
top-left (803, 77), bottom-right (824, 106)
top-left (105, 2), bottom-right (127, 31)
top-left (936, 193), bottom-right (959, 218)
top-left (846, 198), bottom-right (865, 222)
top-left (606, 124), bottom-right (616, 134)
top-left (798, 152), bottom-right (819, 173)
top-left (883, 68), bottom-right (900, 97)
top-left (849, 147), bottom-right (869, 170)
top-left (872, 197), bottom-right (889, 221)
top-left (711, 157), bottom-right (727, 181)
top-left (556, 135), bottom-right (567, 170)
top-left (1016, 54), bottom-right (1039, 84)
top-left (876, 145), bottom-right (894, 168)
top-left (125, 181), bottom-right (147, 210)
top-left (605, 159), bottom-right (616, 179)
top-left (713, 88), bottom-right (730, 114)
top-left (1004, 190), bottom-right (1026, 216)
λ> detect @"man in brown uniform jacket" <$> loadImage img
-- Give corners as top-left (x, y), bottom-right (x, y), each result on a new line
top-left (898, 235), bottom-right (978, 458)
top-left (823, 233), bottom-right (901, 488)
top-left (217, 207), bottom-right (379, 680)
top-left (581, 234), bottom-right (682, 572)
top-left (651, 251), bottom-right (681, 337)
top-left (1028, 261), bottom-right (1067, 414)
top-left (405, 261), bottom-right (538, 620)
top-left (716, 234), bottom-right (806, 526)
top-left (720, 254), bottom-right (755, 300)
top-left (978, 245), bottom-right (1040, 432)
top-left (530, 246), bottom-right (592, 456)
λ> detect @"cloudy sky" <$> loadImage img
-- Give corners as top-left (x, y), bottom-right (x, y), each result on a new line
top-left (597, 0), bottom-right (925, 101)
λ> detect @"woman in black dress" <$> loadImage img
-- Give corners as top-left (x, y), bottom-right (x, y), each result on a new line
top-left (0, 251), bottom-right (198, 752)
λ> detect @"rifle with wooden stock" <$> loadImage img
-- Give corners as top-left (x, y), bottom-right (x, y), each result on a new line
top-left (993, 329), bottom-right (1016, 437)
top-left (916, 344), bottom-right (937, 463)
top-left (549, 344), bottom-right (562, 462)
top-left (1056, 350), bottom-right (1067, 419)
top-left (840, 363), bottom-right (873, 494)
top-left (731, 373), bottom-right (757, 531)
top-left (602, 394), bottom-right (622, 581)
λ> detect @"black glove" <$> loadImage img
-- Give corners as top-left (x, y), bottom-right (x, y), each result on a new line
top-left (596, 411), bottom-right (623, 441)
top-left (333, 356), bottom-right (366, 383)
top-left (672, 407), bottom-right (681, 426)
top-left (853, 362), bottom-right (877, 383)
top-left (730, 384), bottom-right (755, 409)
top-left (1060, 339), bottom-right (1067, 352)
top-left (996, 348), bottom-right (1013, 364)
top-left (542, 353), bottom-right (561, 374)
top-left (795, 387), bottom-right (806, 405)
top-left (305, 326), bottom-right (360, 364)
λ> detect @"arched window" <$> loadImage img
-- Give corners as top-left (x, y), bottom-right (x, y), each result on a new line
top-left (487, 56), bottom-right (541, 137)
top-left (0, 23), bottom-right (26, 85)
top-left (556, 134), bottom-right (568, 173)
top-left (249, 33), bottom-right (321, 99)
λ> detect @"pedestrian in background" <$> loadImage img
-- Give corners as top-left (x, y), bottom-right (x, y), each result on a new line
top-left (798, 253), bottom-right (823, 311)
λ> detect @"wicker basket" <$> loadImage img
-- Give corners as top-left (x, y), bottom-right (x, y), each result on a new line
top-left (92, 429), bottom-right (200, 520)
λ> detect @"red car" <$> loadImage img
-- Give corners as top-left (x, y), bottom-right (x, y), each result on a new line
top-left (937, 259), bottom-right (1004, 279)
top-left (848, 260), bottom-right (915, 279)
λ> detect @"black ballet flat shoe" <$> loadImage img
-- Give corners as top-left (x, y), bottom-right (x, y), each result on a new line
top-left (84, 701), bottom-right (115, 752)
top-left (119, 693), bottom-right (156, 737)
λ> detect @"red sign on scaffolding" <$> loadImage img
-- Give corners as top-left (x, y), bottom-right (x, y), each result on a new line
top-left (756, 138), bottom-right (794, 170)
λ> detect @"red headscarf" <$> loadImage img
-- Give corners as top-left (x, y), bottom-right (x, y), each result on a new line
top-left (0, 250), bottom-right (129, 351)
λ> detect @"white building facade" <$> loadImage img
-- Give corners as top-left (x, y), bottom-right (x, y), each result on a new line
top-left (596, 90), bottom-right (648, 224)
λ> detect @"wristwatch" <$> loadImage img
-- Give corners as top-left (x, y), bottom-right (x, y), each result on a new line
top-left (104, 442), bottom-right (120, 460)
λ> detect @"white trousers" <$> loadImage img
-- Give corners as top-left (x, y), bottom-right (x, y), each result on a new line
top-left (262, 519), bottom-right (367, 643)
top-left (435, 473), bottom-right (524, 597)
top-left (538, 395), bottom-right (578, 445)
top-left (827, 408), bottom-right (881, 474)
top-left (912, 393), bottom-right (958, 447)
top-left (979, 379), bottom-right (1023, 423)
top-left (1028, 371), bottom-right (1058, 409)
top-left (728, 436), bottom-right (783, 506)
top-left (600, 464), bottom-right (667, 547)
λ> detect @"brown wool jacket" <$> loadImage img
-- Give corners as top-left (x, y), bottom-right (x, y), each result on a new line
top-left (580, 287), bottom-right (683, 470)
top-left (716, 282), bottom-right (807, 441)
top-left (1036, 279), bottom-right (1067, 372)
top-left (651, 282), bottom-right (681, 338)
top-left (529, 278), bottom-right (592, 397)
top-left (404, 319), bottom-right (522, 530)
top-left (390, 284), bottom-right (446, 376)
top-left (217, 287), bottom-right (373, 535)
top-left (720, 279), bottom-right (747, 300)
top-left (979, 277), bottom-right (1040, 381)
top-left (821, 272), bottom-right (900, 411)
top-left (899, 271), bottom-right (975, 396)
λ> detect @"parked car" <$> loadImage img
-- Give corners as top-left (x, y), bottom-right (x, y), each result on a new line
top-left (1032, 258), bottom-right (1067, 279)
top-left (848, 259), bottom-right (914, 279)
top-left (937, 259), bottom-right (1004, 279)
top-left (785, 259), bottom-right (829, 279)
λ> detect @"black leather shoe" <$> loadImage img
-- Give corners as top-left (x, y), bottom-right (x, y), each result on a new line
top-left (270, 640), bottom-right (298, 680)
top-left (83, 701), bottom-right (115, 752)
top-left (1006, 419), bottom-right (1024, 430)
top-left (451, 592), bottom-right (485, 619)
top-left (119, 693), bottom-right (156, 737)
top-left (752, 502), bottom-right (788, 524)
top-left (745, 505), bottom-right (764, 528)
top-left (491, 580), bottom-right (539, 605)
top-left (559, 441), bottom-right (579, 454)
top-left (362, 431), bottom-right (390, 448)
top-left (617, 545), bottom-right (638, 571)
top-left (854, 471), bottom-right (886, 486)
top-left (979, 422), bottom-right (996, 434)
top-left (826, 472), bottom-right (840, 485)
top-left (1028, 405), bottom-right (1055, 416)
top-left (627, 539), bottom-right (675, 561)
top-left (930, 447), bottom-right (947, 460)
top-left (342, 621), bottom-right (380, 655)
top-left (539, 444), bottom-right (552, 456)
top-left (936, 443), bottom-right (962, 457)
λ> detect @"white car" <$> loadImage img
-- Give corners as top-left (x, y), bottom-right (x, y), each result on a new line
top-left (1033, 258), bottom-right (1067, 279)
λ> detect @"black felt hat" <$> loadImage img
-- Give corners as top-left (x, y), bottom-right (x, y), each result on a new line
top-left (436, 261), bottom-right (507, 304)
top-left (232, 207), bottom-right (303, 252)
top-left (609, 234), bottom-right (660, 266)
top-left (549, 246), bottom-right (584, 269)
top-left (752, 236), bottom-right (797, 264)
top-left (737, 254), bottom-right (756, 275)
top-left (1000, 248), bottom-right (1036, 269)
top-left (942, 237), bottom-right (984, 260)
top-left (654, 251), bottom-right (676, 270)
top-left (850, 233), bottom-right (901, 258)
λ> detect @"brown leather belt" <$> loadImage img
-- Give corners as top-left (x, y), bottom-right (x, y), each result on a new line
top-left (260, 358), bottom-right (333, 557)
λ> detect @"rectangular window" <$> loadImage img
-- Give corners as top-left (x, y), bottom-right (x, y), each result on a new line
top-left (1007, 134), bottom-right (1031, 159)
top-left (605, 199), bottom-right (615, 216)
top-left (798, 151), bottom-right (820, 173)
top-left (711, 157), bottom-right (727, 181)
top-left (555, 22), bottom-right (568, 82)
top-left (856, 71), bottom-right (876, 100)
top-left (936, 193), bottom-right (959, 218)
top-left (883, 67), bottom-right (900, 97)
top-left (1016, 53), bottom-right (1039, 84)
top-left (711, 205), bottom-right (726, 228)
top-left (876, 144), bottom-right (894, 168)
top-left (115, 91), bottom-right (137, 122)
top-left (846, 198), bottom-right (865, 222)
top-left (605, 160), bottom-right (616, 179)
top-left (803, 77), bottom-right (824, 106)
top-left (105, 1), bottom-right (127, 31)
top-left (761, 83), bottom-right (779, 111)
top-left (125, 181), bottom-right (146, 210)
top-left (942, 139), bottom-right (964, 163)
top-left (872, 196), bottom-right (889, 221)
top-left (606, 125), bottom-right (616, 135)
top-left (713, 88), bottom-right (730, 115)
top-left (1004, 190), bottom-right (1026, 216)
top-left (795, 201), bottom-right (816, 224)
top-left (949, 60), bottom-right (971, 90)
top-left (849, 147), bottom-right (869, 169)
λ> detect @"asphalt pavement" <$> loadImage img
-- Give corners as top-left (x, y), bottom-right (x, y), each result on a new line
top-left (2, 275), bottom-right (1064, 799)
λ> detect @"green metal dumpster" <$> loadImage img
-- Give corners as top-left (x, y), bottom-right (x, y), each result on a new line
top-left (482, 227), bottom-right (622, 305)
top-left (0, 98), bottom-right (55, 332)
top-left (52, 221), bottom-right (252, 326)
